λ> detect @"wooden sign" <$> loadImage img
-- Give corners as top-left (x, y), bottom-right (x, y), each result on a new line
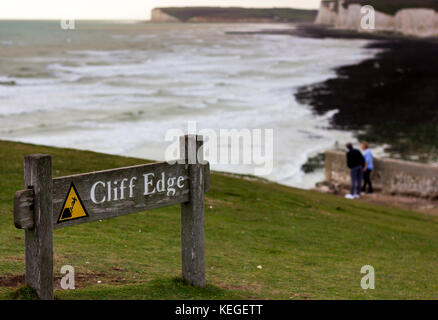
top-left (52, 161), bottom-right (209, 229)
top-left (13, 135), bottom-right (209, 300)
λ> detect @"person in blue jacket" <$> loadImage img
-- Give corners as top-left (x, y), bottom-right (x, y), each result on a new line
top-left (361, 141), bottom-right (374, 194)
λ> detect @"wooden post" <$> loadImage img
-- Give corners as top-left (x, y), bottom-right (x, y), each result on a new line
top-left (24, 154), bottom-right (53, 300)
top-left (180, 135), bottom-right (206, 287)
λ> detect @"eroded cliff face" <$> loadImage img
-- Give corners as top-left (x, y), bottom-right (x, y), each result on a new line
top-left (315, 1), bottom-right (438, 37)
top-left (314, 2), bottom-right (338, 24)
top-left (395, 8), bottom-right (438, 37)
top-left (151, 8), bottom-right (181, 22)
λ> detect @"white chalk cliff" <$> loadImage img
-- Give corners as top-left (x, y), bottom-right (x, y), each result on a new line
top-left (315, 1), bottom-right (338, 24)
top-left (151, 8), bottom-right (181, 22)
top-left (315, 0), bottom-right (438, 37)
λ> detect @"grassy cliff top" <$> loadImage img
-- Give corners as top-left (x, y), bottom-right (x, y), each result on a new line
top-left (158, 7), bottom-right (318, 22)
top-left (346, 0), bottom-right (438, 14)
top-left (1, 140), bottom-right (437, 299)
top-left (324, 0), bottom-right (438, 15)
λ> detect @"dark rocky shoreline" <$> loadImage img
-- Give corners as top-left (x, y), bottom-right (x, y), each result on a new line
top-left (231, 24), bottom-right (438, 162)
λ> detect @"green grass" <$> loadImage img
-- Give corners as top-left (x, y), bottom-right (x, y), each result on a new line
top-left (324, 0), bottom-right (438, 15)
top-left (345, 0), bottom-right (438, 15)
top-left (0, 140), bottom-right (438, 299)
top-left (8, 286), bottom-right (39, 300)
top-left (159, 7), bottom-right (317, 22)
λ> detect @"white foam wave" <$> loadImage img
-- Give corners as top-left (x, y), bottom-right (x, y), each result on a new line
top-left (0, 23), bottom-right (378, 189)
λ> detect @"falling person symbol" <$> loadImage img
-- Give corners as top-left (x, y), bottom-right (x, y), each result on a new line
top-left (61, 196), bottom-right (77, 219)
top-left (57, 183), bottom-right (89, 224)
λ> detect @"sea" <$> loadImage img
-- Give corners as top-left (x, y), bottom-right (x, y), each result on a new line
top-left (0, 21), bottom-right (378, 188)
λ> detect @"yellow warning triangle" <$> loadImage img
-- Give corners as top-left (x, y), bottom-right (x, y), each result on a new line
top-left (57, 183), bottom-right (89, 223)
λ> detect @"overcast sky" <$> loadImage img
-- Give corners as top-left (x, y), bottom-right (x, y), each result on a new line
top-left (1, 0), bottom-right (321, 20)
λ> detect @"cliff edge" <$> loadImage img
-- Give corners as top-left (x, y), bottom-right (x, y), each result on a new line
top-left (151, 8), bottom-right (181, 22)
top-left (150, 7), bottom-right (318, 23)
top-left (315, 0), bottom-right (438, 37)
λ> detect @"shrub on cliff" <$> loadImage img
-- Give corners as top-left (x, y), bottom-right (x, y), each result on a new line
top-left (343, 0), bottom-right (438, 15)
top-left (159, 7), bottom-right (317, 22)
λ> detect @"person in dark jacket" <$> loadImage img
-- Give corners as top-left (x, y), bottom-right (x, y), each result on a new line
top-left (345, 143), bottom-right (365, 199)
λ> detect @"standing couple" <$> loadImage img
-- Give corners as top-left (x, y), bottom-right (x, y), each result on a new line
top-left (344, 142), bottom-right (373, 200)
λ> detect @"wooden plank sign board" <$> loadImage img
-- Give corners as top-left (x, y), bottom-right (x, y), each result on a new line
top-left (13, 135), bottom-right (209, 299)
top-left (53, 162), bottom-right (194, 229)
